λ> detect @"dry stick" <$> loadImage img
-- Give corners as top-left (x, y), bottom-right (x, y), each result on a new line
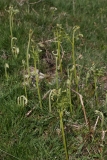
top-left (102, 130), bottom-right (105, 141)
top-left (42, 90), bottom-right (51, 100)
top-left (93, 116), bottom-right (100, 131)
top-left (0, 148), bottom-right (20, 160)
top-left (25, 106), bottom-right (36, 117)
top-left (29, 0), bottom-right (43, 5)
top-left (71, 89), bottom-right (88, 125)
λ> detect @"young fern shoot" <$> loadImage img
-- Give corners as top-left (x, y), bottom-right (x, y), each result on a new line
top-left (32, 46), bottom-right (42, 109)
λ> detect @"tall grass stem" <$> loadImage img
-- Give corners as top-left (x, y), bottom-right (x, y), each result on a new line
top-left (59, 110), bottom-right (69, 160)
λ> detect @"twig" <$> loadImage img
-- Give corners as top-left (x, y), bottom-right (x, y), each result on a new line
top-left (71, 89), bottom-right (88, 125)
top-left (93, 116), bottom-right (99, 131)
top-left (29, 0), bottom-right (43, 5)
top-left (102, 130), bottom-right (105, 141)
top-left (25, 106), bottom-right (36, 117)
top-left (42, 90), bottom-right (51, 100)
top-left (0, 148), bottom-right (20, 160)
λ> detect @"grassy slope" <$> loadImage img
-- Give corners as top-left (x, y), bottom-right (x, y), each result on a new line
top-left (0, 0), bottom-right (107, 159)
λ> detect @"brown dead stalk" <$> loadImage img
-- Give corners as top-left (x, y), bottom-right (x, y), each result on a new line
top-left (71, 89), bottom-right (88, 125)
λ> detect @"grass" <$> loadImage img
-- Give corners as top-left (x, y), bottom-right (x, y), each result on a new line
top-left (0, 0), bottom-right (107, 159)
